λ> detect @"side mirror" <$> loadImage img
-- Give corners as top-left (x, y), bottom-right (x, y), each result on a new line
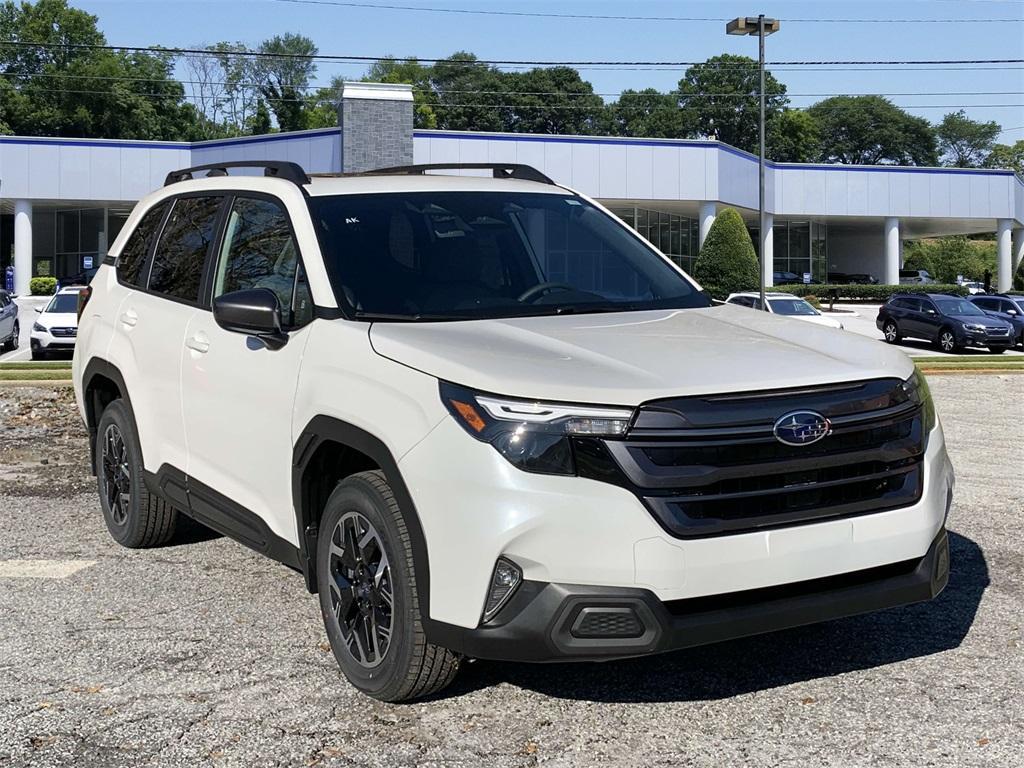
top-left (1008, 309), bottom-right (1019, 316)
top-left (213, 288), bottom-right (288, 350)
top-left (926, 309), bottom-right (937, 315)
top-left (35, 307), bottom-right (42, 313)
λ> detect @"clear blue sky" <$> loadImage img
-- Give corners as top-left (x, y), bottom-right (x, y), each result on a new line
top-left (75, 0), bottom-right (1024, 140)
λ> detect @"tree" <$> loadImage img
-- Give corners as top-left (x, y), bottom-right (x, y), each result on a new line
top-left (430, 52), bottom-right (508, 132)
top-left (0, 0), bottom-right (203, 140)
top-left (214, 42), bottom-right (260, 134)
top-left (903, 237), bottom-right (996, 283)
top-left (609, 89), bottom-right (683, 138)
top-left (984, 140), bottom-right (1024, 176)
top-left (936, 110), bottom-right (1000, 167)
top-left (808, 96), bottom-right (938, 166)
top-left (692, 207), bottom-right (760, 299)
top-left (248, 99), bottom-right (272, 135)
top-left (502, 67), bottom-right (606, 135)
top-left (255, 33), bottom-right (317, 132)
top-left (768, 109), bottom-right (820, 162)
top-left (676, 54), bottom-right (788, 153)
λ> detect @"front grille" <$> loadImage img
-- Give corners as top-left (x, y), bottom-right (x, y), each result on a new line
top-left (49, 327), bottom-right (77, 338)
top-left (603, 379), bottom-right (927, 538)
top-left (985, 327), bottom-right (1009, 336)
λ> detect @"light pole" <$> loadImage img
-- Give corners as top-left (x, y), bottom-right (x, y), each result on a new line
top-left (727, 15), bottom-right (779, 311)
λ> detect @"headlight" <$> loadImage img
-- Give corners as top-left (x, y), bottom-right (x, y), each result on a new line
top-left (440, 381), bottom-right (634, 475)
top-left (32, 322), bottom-right (47, 333)
top-left (963, 323), bottom-right (986, 332)
top-left (902, 371), bottom-right (936, 433)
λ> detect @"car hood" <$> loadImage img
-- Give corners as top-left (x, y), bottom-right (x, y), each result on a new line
top-left (369, 305), bottom-right (915, 405)
top-left (953, 314), bottom-right (1010, 327)
top-left (37, 312), bottom-right (78, 329)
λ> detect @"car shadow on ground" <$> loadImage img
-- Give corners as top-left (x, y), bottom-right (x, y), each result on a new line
top-left (163, 515), bottom-right (223, 547)
top-left (448, 532), bottom-right (988, 704)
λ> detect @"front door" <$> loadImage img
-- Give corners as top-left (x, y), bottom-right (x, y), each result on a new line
top-left (181, 195), bottom-right (315, 547)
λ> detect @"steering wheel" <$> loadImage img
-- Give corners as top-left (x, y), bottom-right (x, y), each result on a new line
top-left (517, 282), bottom-right (576, 303)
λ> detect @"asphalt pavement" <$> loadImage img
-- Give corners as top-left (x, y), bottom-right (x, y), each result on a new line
top-left (0, 376), bottom-right (1022, 767)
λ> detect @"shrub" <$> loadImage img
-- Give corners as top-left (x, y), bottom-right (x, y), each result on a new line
top-left (803, 294), bottom-right (821, 309)
top-left (902, 237), bottom-right (997, 283)
top-left (692, 207), bottom-right (760, 300)
top-left (775, 283), bottom-right (969, 301)
top-left (29, 277), bottom-right (57, 295)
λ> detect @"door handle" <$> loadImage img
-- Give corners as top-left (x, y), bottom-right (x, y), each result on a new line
top-left (186, 335), bottom-right (210, 354)
top-left (119, 310), bottom-right (138, 328)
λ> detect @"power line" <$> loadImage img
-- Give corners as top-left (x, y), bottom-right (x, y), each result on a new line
top-left (3, 71), bottom-right (1021, 100)
top-left (269, 0), bottom-right (1024, 23)
top-left (0, 40), bottom-right (1020, 68)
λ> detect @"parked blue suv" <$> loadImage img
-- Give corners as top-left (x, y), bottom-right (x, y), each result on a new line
top-left (876, 293), bottom-right (1015, 353)
top-left (968, 294), bottom-right (1024, 348)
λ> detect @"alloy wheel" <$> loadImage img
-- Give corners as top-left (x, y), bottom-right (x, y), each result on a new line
top-left (940, 331), bottom-right (955, 352)
top-left (100, 424), bottom-right (131, 525)
top-left (884, 322), bottom-right (897, 342)
top-left (327, 511), bottom-right (394, 668)
top-left (10, 323), bottom-right (18, 350)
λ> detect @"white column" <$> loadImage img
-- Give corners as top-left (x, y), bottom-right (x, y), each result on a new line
top-left (996, 219), bottom-right (1013, 292)
top-left (761, 212), bottom-right (774, 288)
top-left (884, 217), bottom-right (900, 285)
top-left (1012, 228), bottom-right (1024, 276)
top-left (13, 200), bottom-right (32, 297)
top-left (698, 202), bottom-right (716, 249)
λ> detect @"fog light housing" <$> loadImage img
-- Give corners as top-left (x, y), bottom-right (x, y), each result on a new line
top-left (482, 557), bottom-right (522, 622)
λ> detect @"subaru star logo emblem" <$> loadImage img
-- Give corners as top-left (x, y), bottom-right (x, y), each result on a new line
top-left (773, 410), bottom-right (832, 446)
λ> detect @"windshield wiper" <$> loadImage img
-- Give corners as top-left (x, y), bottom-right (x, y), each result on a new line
top-left (353, 311), bottom-right (469, 322)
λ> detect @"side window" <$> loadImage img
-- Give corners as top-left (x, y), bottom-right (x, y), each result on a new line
top-left (213, 196), bottom-right (309, 327)
top-left (117, 201), bottom-right (168, 288)
top-left (149, 196), bottom-right (222, 303)
top-left (919, 299), bottom-right (936, 314)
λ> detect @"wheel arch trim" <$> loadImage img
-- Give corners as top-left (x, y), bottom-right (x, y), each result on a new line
top-left (291, 416), bottom-right (437, 633)
top-left (81, 358), bottom-right (140, 473)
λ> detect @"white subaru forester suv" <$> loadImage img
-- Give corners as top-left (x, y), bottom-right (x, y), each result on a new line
top-left (73, 161), bottom-right (953, 702)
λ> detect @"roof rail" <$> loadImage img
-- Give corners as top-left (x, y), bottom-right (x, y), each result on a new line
top-left (164, 161), bottom-right (310, 187)
top-left (364, 163), bottom-right (556, 185)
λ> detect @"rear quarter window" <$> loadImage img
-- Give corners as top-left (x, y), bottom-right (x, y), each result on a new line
top-left (116, 201), bottom-right (169, 288)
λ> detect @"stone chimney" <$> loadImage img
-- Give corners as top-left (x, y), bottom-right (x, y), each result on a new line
top-left (338, 82), bottom-right (414, 172)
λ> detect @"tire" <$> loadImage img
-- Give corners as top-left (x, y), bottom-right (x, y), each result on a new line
top-left (316, 470), bottom-right (461, 702)
top-left (30, 347), bottom-right (46, 360)
top-left (1, 322), bottom-right (18, 352)
top-left (936, 328), bottom-right (961, 354)
top-left (882, 320), bottom-right (901, 344)
top-left (988, 346), bottom-right (1007, 354)
top-left (94, 399), bottom-right (178, 548)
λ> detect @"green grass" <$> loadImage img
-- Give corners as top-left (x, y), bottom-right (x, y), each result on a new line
top-left (0, 361), bottom-right (73, 370)
top-left (0, 370), bottom-right (73, 381)
top-left (913, 355), bottom-right (1023, 364)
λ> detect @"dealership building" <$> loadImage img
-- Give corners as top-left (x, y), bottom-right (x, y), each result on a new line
top-left (2, 82), bottom-right (1022, 296)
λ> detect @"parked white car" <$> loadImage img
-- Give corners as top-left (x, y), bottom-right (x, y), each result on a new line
top-left (72, 161), bottom-right (953, 702)
top-left (31, 286), bottom-right (84, 359)
top-left (726, 291), bottom-right (845, 329)
top-left (961, 281), bottom-right (986, 295)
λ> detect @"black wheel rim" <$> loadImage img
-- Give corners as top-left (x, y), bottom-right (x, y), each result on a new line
top-left (327, 511), bottom-right (394, 668)
top-left (941, 332), bottom-right (954, 352)
top-left (100, 424), bottom-right (131, 526)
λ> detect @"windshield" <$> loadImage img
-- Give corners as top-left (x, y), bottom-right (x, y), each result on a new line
top-left (45, 292), bottom-right (80, 314)
top-left (935, 298), bottom-right (984, 316)
top-left (769, 298), bottom-right (819, 316)
top-left (308, 191), bottom-right (709, 320)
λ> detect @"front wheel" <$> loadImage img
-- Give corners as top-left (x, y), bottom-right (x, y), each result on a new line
top-left (937, 328), bottom-right (961, 354)
top-left (94, 399), bottom-right (178, 548)
top-left (882, 320), bottom-right (901, 344)
top-left (1, 322), bottom-right (18, 352)
top-left (316, 470), bottom-right (460, 702)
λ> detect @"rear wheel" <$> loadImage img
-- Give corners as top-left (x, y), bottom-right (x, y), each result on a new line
top-left (1, 322), bottom-right (18, 352)
top-left (937, 328), bottom-right (961, 354)
top-left (94, 399), bottom-right (178, 548)
top-left (882, 320), bottom-right (901, 344)
top-left (316, 470), bottom-right (460, 702)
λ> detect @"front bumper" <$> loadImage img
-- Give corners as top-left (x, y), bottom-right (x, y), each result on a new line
top-left (432, 528), bottom-right (950, 662)
top-left (30, 330), bottom-right (76, 351)
top-left (961, 329), bottom-right (1012, 348)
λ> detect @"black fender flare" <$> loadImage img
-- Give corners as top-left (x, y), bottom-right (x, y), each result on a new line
top-left (81, 358), bottom-right (140, 472)
top-left (291, 416), bottom-right (437, 631)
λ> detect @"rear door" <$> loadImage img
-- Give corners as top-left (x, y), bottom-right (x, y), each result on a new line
top-left (180, 194), bottom-right (314, 546)
top-left (0, 291), bottom-right (14, 340)
top-left (108, 195), bottom-right (223, 481)
top-left (916, 297), bottom-right (943, 340)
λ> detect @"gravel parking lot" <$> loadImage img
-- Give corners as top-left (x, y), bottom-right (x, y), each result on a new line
top-left (1, 376), bottom-right (1021, 767)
